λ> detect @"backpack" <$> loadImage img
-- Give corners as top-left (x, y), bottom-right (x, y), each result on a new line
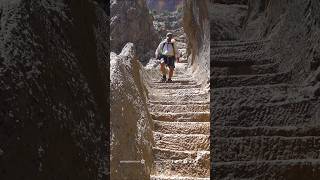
top-left (161, 41), bottom-right (175, 56)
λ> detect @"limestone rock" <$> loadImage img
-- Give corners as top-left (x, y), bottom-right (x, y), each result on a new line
top-left (110, 0), bottom-right (160, 64)
top-left (110, 43), bottom-right (153, 180)
top-left (183, 0), bottom-right (210, 86)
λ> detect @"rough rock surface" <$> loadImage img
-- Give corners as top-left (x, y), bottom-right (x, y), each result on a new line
top-left (110, 0), bottom-right (160, 64)
top-left (211, 0), bottom-right (320, 179)
top-left (0, 0), bottom-right (108, 179)
top-left (209, 2), bottom-right (248, 41)
top-left (183, 0), bottom-right (210, 86)
top-left (110, 43), bottom-right (153, 180)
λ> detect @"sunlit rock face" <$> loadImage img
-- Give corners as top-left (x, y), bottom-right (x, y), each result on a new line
top-left (0, 0), bottom-right (108, 179)
top-left (110, 0), bottom-right (160, 64)
top-left (183, 0), bottom-right (210, 86)
top-left (110, 43), bottom-right (153, 180)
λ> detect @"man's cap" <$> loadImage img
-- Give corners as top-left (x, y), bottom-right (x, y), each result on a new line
top-left (166, 32), bottom-right (173, 37)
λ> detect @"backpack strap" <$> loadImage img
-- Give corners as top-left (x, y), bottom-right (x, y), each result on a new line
top-left (161, 41), bottom-right (175, 57)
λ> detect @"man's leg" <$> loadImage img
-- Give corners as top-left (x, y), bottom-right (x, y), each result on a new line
top-left (168, 67), bottom-right (174, 80)
top-left (167, 57), bottom-right (175, 81)
top-left (160, 62), bottom-right (166, 76)
top-left (160, 57), bottom-right (167, 82)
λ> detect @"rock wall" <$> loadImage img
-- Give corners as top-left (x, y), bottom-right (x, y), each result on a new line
top-left (110, 0), bottom-right (160, 64)
top-left (209, 2), bottom-right (248, 41)
top-left (183, 0), bottom-right (210, 86)
top-left (242, 0), bottom-right (320, 85)
top-left (0, 0), bottom-right (108, 179)
top-left (110, 43), bottom-right (153, 180)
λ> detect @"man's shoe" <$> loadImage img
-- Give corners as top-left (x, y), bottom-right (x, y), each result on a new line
top-left (161, 76), bottom-right (166, 82)
top-left (166, 79), bottom-right (173, 83)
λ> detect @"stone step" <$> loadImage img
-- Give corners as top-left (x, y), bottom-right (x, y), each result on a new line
top-left (150, 175), bottom-right (209, 180)
top-left (211, 71), bottom-right (291, 88)
top-left (148, 100), bottom-right (209, 106)
top-left (149, 93), bottom-right (209, 102)
top-left (212, 159), bottom-right (320, 179)
top-left (149, 103), bottom-right (209, 113)
top-left (211, 56), bottom-right (276, 67)
top-left (153, 147), bottom-right (209, 161)
top-left (150, 75), bottom-right (194, 81)
top-left (152, 158), bottom-right (210, 178)
top-left (154, 132), bottom-right (210, 151)
top-left (212, 99), bottom-right (316, 127)
top-left (212, 136), bottom-right (320, 162)
top-left (154, 120), bottom-right (210, 134)
top-left (211, 63), bottom-right (279, 76)
top-left (211, 44), bottom-right (264, 55)
top-left (211, 50), bottom-right (265, 60)
top-left (211, 39), bottom-right (269, 47)
top-left (211, 83), bottom-right (301, 107)
top-left (150, 80), bottom-right (197, 85)
top-left (151, 87), bottom-right (203, 95)
top-left (149, 83), bottom-right (202, 89)
top-left (212, 125), bottom-right (320, 138)
top-left (151, 112), bottom-right (210, 122)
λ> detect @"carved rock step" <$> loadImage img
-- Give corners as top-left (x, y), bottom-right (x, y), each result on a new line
top-left (211, 50), bottom-right (265, 60)
top-left (151, 112), bottom-right (210, 122)
top-left (151, 87), bottom-right (203, 95)
top-left (211, 44), bottom-right (264, 55)
top-left (152, 158), bottom-right (210, 178)
top-left (149, 83), bottom-right (202, 89)
top-left (149, 93), bottom-right (209, 102)
top-left (150, 175), bottom-right (209, 180)
top-left (211, 83), bottom-right (300, 107)
top-left (149, 103), bottom-right (209, 113)
top-left (212, 99), bottom-right (316, 127)
top-left (212, 136), bottom-right (320, 162)
top-left (150, 80), bottom-right (197, 85)
top-left (211, 56), bottom-right (276, 67)
top-left (153, 147), bottom-right (209, 161)
top-left (212, 125), bottom-right (320, 137)
top-left (212, 159), bottom-right (320, 179)
top-left (211, 71), bottom-right (291, 88)
top-left (154, 132), bottom-right (210, 151)
top-left (211, 39), bottom-right (269, 47)
top-left (154, 120), bottom-right (210, 134)
top-left (150, 76), bottom-right (195, 82)
top-left (148, 100), bottom-right (209, 106)
top-left (211, 62), bottom-right (279, 76)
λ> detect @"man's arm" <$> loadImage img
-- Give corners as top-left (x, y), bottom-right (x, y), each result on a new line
top-left (173, 42), bottom-right (180, 62)
top-left (155, 42), bottom-right (163, 58)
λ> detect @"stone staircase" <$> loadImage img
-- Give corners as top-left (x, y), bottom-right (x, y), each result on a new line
top-left (148, 65), bottom-right (210, 180)
top-left (211, 40), bottom-right (320, 179)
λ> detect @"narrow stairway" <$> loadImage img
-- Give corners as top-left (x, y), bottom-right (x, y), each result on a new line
top-left (211, 39), bottom-right (320, 179)
top-left (148, 62), bottom-right (210, 180)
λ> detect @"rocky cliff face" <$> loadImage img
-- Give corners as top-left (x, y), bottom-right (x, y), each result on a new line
top-left (211, 0), bottom-right (320, 179)
top-left (110, 43), bottom-right (153, 180)
top-left (183, 0), bottom-right (210, 85)
top-left (0, 0), bottom-right (108, 179)
top-left (243, 0), bottom-right (320, 85)
top-left (209, 1), bottom-right (248, 41)
top-left (110, 0), bottom-right (160, 64)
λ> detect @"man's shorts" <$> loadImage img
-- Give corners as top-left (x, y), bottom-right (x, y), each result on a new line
top-left (158, 54), bottom-right (175, 69)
